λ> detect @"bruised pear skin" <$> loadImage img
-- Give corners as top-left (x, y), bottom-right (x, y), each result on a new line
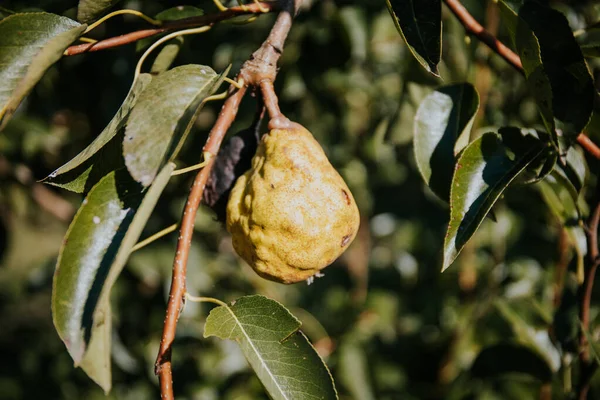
top-left (226, 123), bottom-right (360, 284)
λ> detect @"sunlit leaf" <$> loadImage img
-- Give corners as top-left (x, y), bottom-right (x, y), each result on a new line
top-left (43, 75), bottom-right (152, 193)
top-left (0, 13), bottom-right (85, 129)
top-left (414, 83), bottom-right (479, 200)
top-left (499, 1), bottom-right (594, 150)
top-left (77, 0), bottom-right (121, 23)
top-left (443, 131), bottom-right (546, 271)
top-left (385, 0), bottom-right (441, 76)
top-left (123, 64), bottom-right (227, 186)
top-left (204, 295), bottom-right (338, 400)
top-left (52, 163), bottom-right (174, 392)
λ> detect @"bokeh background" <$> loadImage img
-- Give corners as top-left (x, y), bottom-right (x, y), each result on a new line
top-left (2, 0), bottom-right (600, 399)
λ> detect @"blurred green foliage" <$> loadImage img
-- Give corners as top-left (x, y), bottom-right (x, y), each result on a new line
top-left (2, 0), bottom-right (600, 399)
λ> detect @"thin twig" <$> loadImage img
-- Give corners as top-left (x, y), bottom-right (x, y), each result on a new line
top-left (64, 2), bottom-right (277, 56)
top-left (442, 0), bottom-right (600, 160)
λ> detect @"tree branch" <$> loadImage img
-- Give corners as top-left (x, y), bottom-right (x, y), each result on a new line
top-left (442, 0), bottom-right (600, 160)
top-left (64, 2), bottom-right (278, 56)
top-left (154, 1), bottom-right (300, 398)
top-left (577, 200), bottom-right (600, 399)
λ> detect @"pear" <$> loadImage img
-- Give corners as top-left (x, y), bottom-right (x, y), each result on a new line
top-left (226, 121), bottom-right (360, 284)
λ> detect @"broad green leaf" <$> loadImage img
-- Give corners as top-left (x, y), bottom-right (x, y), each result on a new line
top-left (43, 74), bottom-right (152, 193)
top-left (204, 295), bottom-right (338, 400)
top-left (0, 13), bottom-right (85, 129)
top-left (77, 0), bottom-right (121, 23)
top-left (150, 37), bottom-right (184, 74)
top-left (471, 343), bottom-right (552, 382)
top-left (123, 64), bottom-right (227, 186)
top-left (414, 83), bottom-right (479, 201)
top-left (499, 1), bottom-right (594, 149)
top-left (155, 6), bottom-right (204, 21)
top-left (443, 131), bottom-right (546, 271)
top-left (385, 0), bottom-right (441, 76)
top-left (52, 163), bottom-right (174, 391)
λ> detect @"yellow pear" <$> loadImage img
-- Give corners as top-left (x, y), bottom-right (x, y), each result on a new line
top-left (226, 121), bottom-right (360, 284)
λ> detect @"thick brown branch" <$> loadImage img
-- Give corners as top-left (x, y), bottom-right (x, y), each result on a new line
top-left (155, 2), bottom-right (300, 399)
top-left (442, 0), bottom-right (600, 160)
top-left (64, 2), bottom-right (278, 56)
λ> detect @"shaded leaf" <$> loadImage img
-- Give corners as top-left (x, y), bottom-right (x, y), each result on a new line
top-left (443, 131), bottom-right (546, 271)
top-left (494, 299), bottom-right (560, 372)
top-left (414, 83), bottom-right (479, 200)
top-left (562, 146), bottom-right (588, 193)
top-left (554, 276), bottom-right (580, 353)
top-left (499, 1), bottom-right (594, 150)
top-left (123, 64), bottom-right (227, 186)
top-left (385, 0), bottom-right (441, 76)
top-left (471, 343), bottom-right (553, 382)
top-left (155, 6), bottom-right (204, 21)
top-left (338, 340), bottom-right (376, 400)
top-left (77, 0), bottom-right (121, 23)
top-left (0, 13), bottom-right (85, 129)
top-left (43, 74), bottom-right (152, 193)
top-left (204, 295), bottom-right (338, 400)
top-left (338, 7), bottom-right (368, 63)
top-left (538, 170), bottom-right (586, 277)
top-left (150, 37), bottom-right (184, 74)
top-left (52, 163), bottom-right (174, 391)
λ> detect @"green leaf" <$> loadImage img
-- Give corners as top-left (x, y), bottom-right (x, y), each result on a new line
top-left (499, 1), bottom-right (595, 149)
top-left (385, 0), bottom-right (441, 76)
top-left (338, 340), bottom-right (376, 400)
top-left (123, 64), bottom-right (227, 186)
top-left (414, 83), bottom-right (479, 201)
top-left (0, 13), bottom-right (85, 130)
top-left (204, 295), bottom-right (338, 400)
top-left (150, 37), bottom-right (184, 74)
top-left (155, 6), bottom-right (204, 21)
top-left (43, 74), bottom-right (152, 193)
top-left (538, 170), bottom-right (586, 276)
top-left (77, 0), bottom-right (121, 23)
top-left (52, 162), bottom-right (174, 392)
top-left (471, 343), bottom-right (553, 382)
top-left (443, 131), bottom-right (546, 271)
